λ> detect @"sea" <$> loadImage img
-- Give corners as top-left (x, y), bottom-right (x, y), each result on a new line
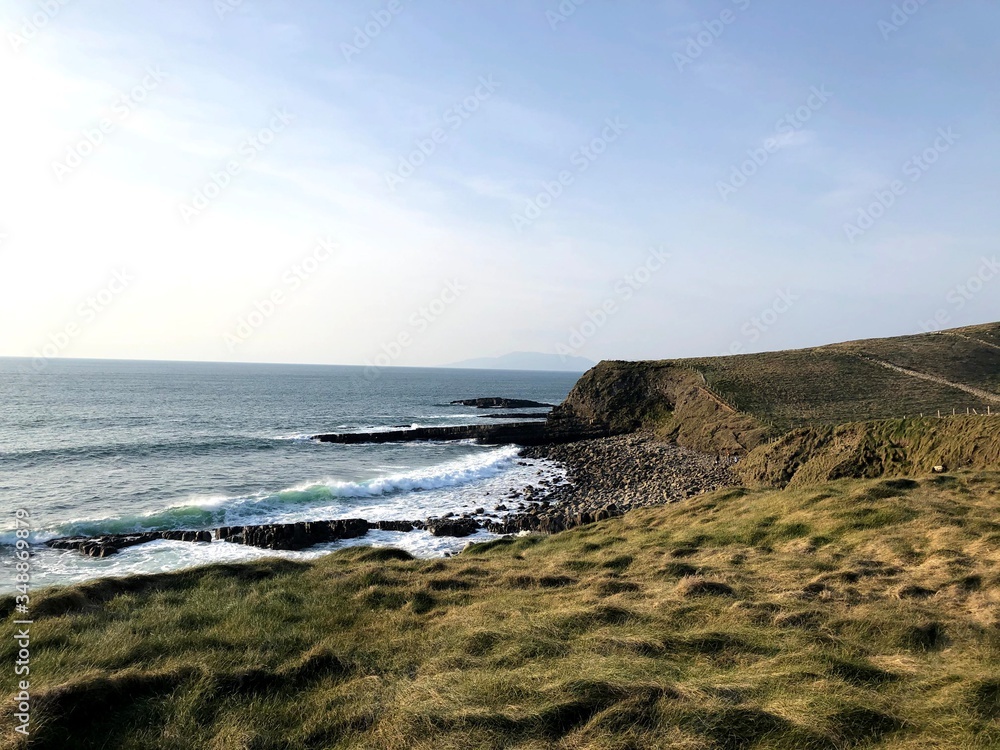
top-left (0, 358), bottom-right (579, 593)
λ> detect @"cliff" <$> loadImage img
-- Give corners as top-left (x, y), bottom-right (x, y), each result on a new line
top-left (554, 321), bottom-right (1000, 457)
top-left (546, 360), bottom-right (774, 455)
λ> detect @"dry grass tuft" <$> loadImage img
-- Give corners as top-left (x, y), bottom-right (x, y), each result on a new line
top-left (4, 470), bottom-right (1000, 748)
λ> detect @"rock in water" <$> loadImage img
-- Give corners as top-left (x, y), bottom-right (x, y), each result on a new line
top-left (215, 519), bottom-right (370, 551)
top-left (46, 530), bottom-right (212, 558)
top-left (312, 422), bottom-right (555, 446)
top-left (423, 518), bottom-right (480, 537)
top-left (373, 520), bottom-right (416, 532)
top-left (450, 398), bottom-right (555, 409)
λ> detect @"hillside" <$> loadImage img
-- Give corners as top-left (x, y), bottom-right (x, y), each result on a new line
top-left (5, 471), bottom-right (1000, 749)
top-left (738, 416), bottom-right (1000, 488)
top-left (550, 322), bottom-right (1000, 456)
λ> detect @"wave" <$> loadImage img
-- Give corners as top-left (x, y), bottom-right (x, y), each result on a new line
top-left (1, 446), bottom-right (522, 543)
top-left (2, 424), bottom-right (489, 466)
top-left (0, 435), bottom-right (323, 467)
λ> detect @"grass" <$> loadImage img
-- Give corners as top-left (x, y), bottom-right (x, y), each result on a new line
top-left (4, 472), bottom-right (1000, 749)
top-left (561, 322), bottom-right (1000, 451)
top-left (737, 415), bottom-right (1000, 487)
top-left (687, 349), bottom-right (990, 429)
top-left (836, 331), bottom-right (1000, 395)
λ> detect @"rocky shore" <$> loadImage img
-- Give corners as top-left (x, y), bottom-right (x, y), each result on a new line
top-left (486, 433), bottom-right (739, 534)
top-left (523, 432), bottom-right (739, 509)
top-left (46, 517), bottom-right (486, 557)
top-left (47, 433), bottom-right (738, 558)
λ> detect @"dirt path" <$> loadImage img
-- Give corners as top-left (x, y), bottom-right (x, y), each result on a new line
top-left (857, 354), bottom-right (1000, 405)
top-left (942, 331), bottom-right (1000, 353)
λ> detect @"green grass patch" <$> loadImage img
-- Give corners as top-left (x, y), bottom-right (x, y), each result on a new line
top-left (5, 472), bottom-right (1000, 748)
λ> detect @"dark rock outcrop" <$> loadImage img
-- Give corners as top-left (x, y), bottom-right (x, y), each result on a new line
top-left (478, 412), bottom-right (550, 420)
top-left (485, 505), bottom-right (621, 535)
top-left (313, 422), bottom-right (554, 446)
top-left (424, 518), bottom-right (480, 537)
top-left (46, 530), bottom-right (212, 558)
top-left (450, 398), bottom-right (554, 409)
top-left (372, 520), bottom-right (416, 532)
top-left (215, 519), bottom-right (369, 551)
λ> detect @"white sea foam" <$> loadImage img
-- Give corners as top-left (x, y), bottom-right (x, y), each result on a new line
top-left (271, 433), bottom-right (318, 442)
top-left (0, 446), bottom-right (529, 543)
top-left (315, 445), bottom-right (520, 497)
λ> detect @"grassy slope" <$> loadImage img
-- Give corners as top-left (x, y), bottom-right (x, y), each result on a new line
top-left (564, 323), bottom-right (1000, 443)
top-left (691, 323), bottom-right (1000, 429)
top-left (5, 472), bottom-right (1000, 749)
top-left (832, 331), bottom-right (1000, 395)
top-left (687, 349), bottom-right (987, 429)
top-left (738, 415), bottom-right (1000, 488)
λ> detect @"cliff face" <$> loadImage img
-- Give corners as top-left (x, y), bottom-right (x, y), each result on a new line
top-left (548, 361), bottom-right (673, 434)
top-left (548, 361), bottom-right (774, 455)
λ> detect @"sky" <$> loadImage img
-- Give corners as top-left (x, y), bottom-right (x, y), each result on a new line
top-left (1, 0), bottom-right (998, 368)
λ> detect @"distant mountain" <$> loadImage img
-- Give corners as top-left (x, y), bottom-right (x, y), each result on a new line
top-left (447, 351), bottom-right (596, 373)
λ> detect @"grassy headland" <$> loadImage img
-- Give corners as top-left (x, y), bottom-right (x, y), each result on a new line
top-left (4, 472), bottom-right (1000, 748)
top-left (552, 322), bottom-right (1000, 454)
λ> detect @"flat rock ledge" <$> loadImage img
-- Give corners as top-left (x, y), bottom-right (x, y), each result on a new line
top-left (313, 422), bottom-right (551, 446)
top-left (478, 412), bottom-right (550, 420)
top-left (215, 519), bottom-right (371, 550)
top-left (312, 421), bottom-right (608, 446)
top-left (450, 398), bottom-right (554, 409)
top-left (47, 530), bottom-right (213, 558)
top-left (45, 517), bottom-right (489, 558)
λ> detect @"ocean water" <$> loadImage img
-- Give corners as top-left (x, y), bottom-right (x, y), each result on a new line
top-left (0, 358), bottom-right (579, 592)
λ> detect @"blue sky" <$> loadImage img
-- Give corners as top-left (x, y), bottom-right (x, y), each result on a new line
top-left (1, 0), bottom-right (998, 366)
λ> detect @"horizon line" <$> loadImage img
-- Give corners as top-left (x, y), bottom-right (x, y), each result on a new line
top-left (0, 354), bottom-right (594, 373)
